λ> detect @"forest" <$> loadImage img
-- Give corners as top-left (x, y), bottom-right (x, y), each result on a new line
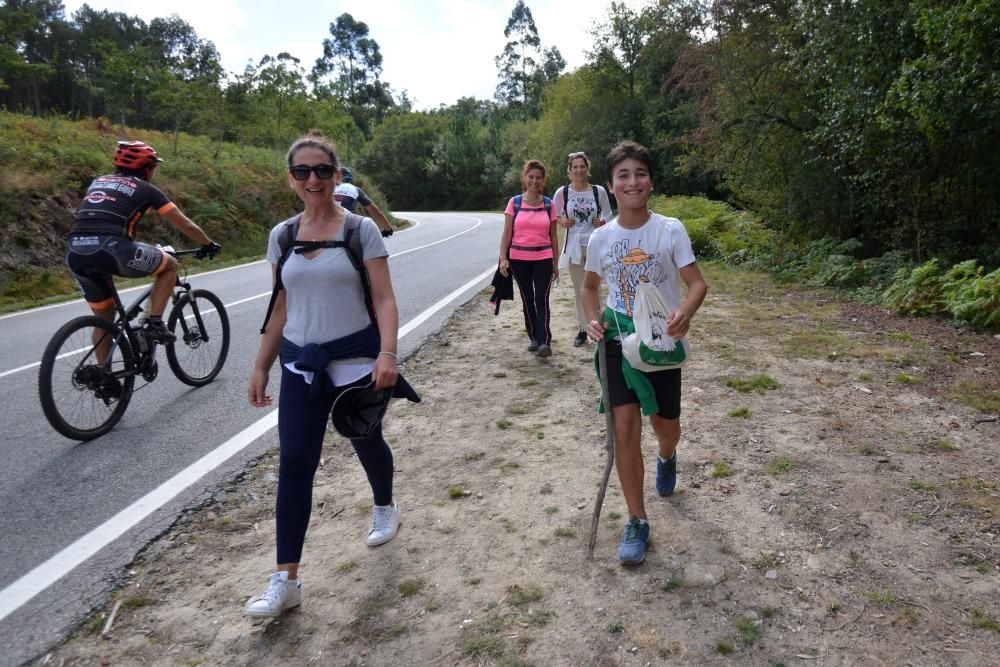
top-left (1, 0), bottom-right (998, 326)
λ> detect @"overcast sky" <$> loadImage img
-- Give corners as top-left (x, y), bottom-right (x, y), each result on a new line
top-left (62, 0), bottom-right (647, 110)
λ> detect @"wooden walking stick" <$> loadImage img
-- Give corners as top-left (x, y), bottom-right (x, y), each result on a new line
top-left (588, 337), bottom-right (616, 557)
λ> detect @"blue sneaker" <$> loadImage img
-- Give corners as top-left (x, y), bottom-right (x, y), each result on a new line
top-left (656, 452), bottom-right (677, 497)
top-left (617, 518), bottom-right (650, 565)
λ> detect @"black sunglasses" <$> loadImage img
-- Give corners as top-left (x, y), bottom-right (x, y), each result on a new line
top-left (289, 163), bottom-right (337, 181)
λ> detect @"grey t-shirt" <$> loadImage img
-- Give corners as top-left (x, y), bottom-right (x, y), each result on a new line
top-left (266, 214), bottom-right (388, 348)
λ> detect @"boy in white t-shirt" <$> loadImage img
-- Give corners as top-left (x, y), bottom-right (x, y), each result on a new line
top-left (581, 141), bottom-right (708, 565)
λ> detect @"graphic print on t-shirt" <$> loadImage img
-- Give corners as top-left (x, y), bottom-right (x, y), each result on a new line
top-left (603, 238), bottom-right (667, 317)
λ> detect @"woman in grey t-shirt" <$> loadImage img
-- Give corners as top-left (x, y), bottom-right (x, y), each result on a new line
top-left (244, 130), bottom-right (403, 618)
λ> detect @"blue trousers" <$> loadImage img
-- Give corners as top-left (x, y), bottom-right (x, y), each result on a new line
top-left (275, 365), bottom-right (394, 564)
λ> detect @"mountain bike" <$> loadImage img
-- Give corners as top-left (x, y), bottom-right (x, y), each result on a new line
top-left (38, 247), bottom-right (230, 440)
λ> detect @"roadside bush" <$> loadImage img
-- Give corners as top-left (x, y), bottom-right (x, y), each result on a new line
top-left (883, 259), bottom-right (946, 316)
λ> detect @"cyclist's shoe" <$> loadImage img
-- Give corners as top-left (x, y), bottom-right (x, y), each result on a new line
top-left (617, 518), bottom-right (650, 565)
top-left (244, 571), bottom-right (301, 618)
top-left (140, 319), bottom-right (176, 344)
top-left (96, 375), bottom-right (122, 401)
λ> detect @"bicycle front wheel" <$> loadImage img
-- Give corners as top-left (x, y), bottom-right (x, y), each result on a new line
top-left (38, 316), bottom-right (136, 440)
top-left (166, 289), bottom-right (230, 386)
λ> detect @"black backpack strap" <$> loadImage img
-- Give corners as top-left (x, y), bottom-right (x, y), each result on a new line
top-left (340, 212), bottom-right (376, 324)
top-left (562, 185), bottom-right (570, 217)
top-left (260, 215), bottom-right (301, 334)
top-left (592, 185), bottom-right (600, 218)
top-left (543, 196), bottom-right (552, 220)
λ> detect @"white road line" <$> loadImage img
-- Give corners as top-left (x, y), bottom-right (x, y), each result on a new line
top-left (0, 262), bottom-right (495, 623)
top-left (0, 216), bottom-right (491, 379)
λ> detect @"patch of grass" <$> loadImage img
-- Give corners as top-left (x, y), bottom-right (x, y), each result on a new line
top-left (553, 527), bottom-right (576, 538)
top-left (858, 443), bottom-right (877, 456)
top-left (906, 512), bottom-right (926, 524)
top-left (337, 560), bottom-right (359, 572)
top-left (492, 372), bottom-right (507, 378)
top-left (937, 439), bottom-right (958, 451)
top-left (865, 588), bottom-right (897, 606)
top-left (661, 578), bottom-right (682, 591)
top-left (909, 480), bottom-right (938, 493)
top-left (543, 506), bottom-right (559, 514)
top-left (735, 615), bottom-right (760, 645)
top-left (606, 511), bottom-right (621, 520)
top-left (725, 374), bottom-right (780, 393)
top-left (859, 372), bottom-right (873, 381)
top-left (500, 461), bottom-right (521, 473)
top-left (398, 578), bottom-right (425, 598)
top-left (466, 577), bottom-right (482, 586)
top-left (728, 406), bottom-right (751, 418)
top-left (781, 330), bottom-right (851, 359)
top-left (447, 486), bottom-right (466, 499)
top-left (894, 373), bottom-right (927, 385)
top-left (847, 550), bottom-right (865, 569)
top-left (496, 419), bottom-right (512, 430)
top-left (349, 589), bottom-right (397, 638)
top-left (715, 639), bottom-right (734, 654)
top-left (971, 608), bottom-right (1000, 633)
top-left (517, 379), bottom-right (538, 387)
top-left (506, 584), bottom-right (543, 607)
top-left (752, 551), bottom-right (778, 570)
top-left (899, 607), bottom-right (920, 626)
top-left (761, 606), bottom-right (776, 619)
top-left (527, 609), bottom-right (554, 627)
top-left (120, 596), bottom-right (152, 611)
top-left (951, 379), bottom-right (1000, 413)
top-left (712, 460), bottom-right (734, 478)
top-left (607, 621), bottom-right (624, 636)
top-left (506, 404), bottom-right (531, 415)
top-left (766, 457), bottom-right (798, 476)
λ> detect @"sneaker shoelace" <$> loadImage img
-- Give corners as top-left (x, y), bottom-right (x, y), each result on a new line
top-left (371, 505), bottom-right (394, 533)
top-left (623, 519), bottom-right (643, 542)
top-left (260, 576), bottom-right (287, 606)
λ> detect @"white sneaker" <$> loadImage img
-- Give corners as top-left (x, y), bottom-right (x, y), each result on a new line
top-left (367, 500), bottom-right (401, 546)
top-left (244, 571), bottom-right (301, 618)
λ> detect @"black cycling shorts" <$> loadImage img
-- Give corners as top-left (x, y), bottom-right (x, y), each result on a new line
top-left (66, 234), bottom-right (167, 306)
top-left (604, 338), bottom-right (682, 419)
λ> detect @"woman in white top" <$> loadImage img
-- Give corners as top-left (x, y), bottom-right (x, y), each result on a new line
top-left (552, 152), bottom-right (613, 347)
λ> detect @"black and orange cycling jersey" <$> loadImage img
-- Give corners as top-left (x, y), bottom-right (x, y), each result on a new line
top-left (70, 174), bottom-right (177, 239)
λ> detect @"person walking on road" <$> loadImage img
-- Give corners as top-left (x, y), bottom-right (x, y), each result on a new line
top-left (498, 159), bottom-right (560, 358)
top-left (245, 130), bottom-right (406, 618)
top-left (552, 151), bottom-right (612, 347)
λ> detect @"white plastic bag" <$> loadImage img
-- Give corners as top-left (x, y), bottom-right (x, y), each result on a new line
top-left (618, 280), bottom-right (688, 371)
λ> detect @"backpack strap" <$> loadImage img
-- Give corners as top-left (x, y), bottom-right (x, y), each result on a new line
top-left (260, 215), bottom-right (301, 334)
top-left (592, 185), bottom-right (600, 216)
top-left (543, 196), bottom-right (552, 220)
top-left (259, 212), bottom-right (375, 334)
top-left (562, 185), bottom-right (570, 218)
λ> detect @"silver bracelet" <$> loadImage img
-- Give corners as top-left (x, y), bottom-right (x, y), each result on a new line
top-left (378, 351), bottom-right (398, 360)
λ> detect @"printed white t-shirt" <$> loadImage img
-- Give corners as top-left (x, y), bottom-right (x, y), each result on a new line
top-left (584, 212), bottom-right (696, 318)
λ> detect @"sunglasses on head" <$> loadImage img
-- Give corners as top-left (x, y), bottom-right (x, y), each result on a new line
top-left (289, 163), bottom-right (337, 181)
top-left (568, 152), bottom-right (587, 159)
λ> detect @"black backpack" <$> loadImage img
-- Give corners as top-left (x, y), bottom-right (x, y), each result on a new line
top-left (259, 211), bottom-right (374, 334)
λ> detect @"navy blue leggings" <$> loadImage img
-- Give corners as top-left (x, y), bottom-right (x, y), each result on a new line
top-left (275, 365), bottom-right (394, 564)
top-left (510, 257), bottom-right (554, 346)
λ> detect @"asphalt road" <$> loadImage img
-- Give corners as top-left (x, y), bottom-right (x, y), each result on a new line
top-left (0, 211), bottom-right (503, 665)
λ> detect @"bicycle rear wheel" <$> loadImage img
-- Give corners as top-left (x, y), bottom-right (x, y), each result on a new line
top-left (39, 316), bottom-right (136, 440)
top-left (166, 289), bottom-right (230, 386)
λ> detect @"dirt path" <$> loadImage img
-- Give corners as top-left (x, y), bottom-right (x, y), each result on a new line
top-left (43, 266), bottom-right (1000, 666)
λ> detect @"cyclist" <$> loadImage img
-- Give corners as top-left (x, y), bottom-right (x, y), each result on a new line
top-left (334, 166), bottom-right (394, 237)
top-left (66, 140), bottom-right (220, 357)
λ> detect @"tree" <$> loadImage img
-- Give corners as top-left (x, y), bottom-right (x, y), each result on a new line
top-left (312, 13), bottom-right (393, 133)
top-left (494, 1), bottom-right (563, 119)
top-left (0, 0), bottom-right (65, 115)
